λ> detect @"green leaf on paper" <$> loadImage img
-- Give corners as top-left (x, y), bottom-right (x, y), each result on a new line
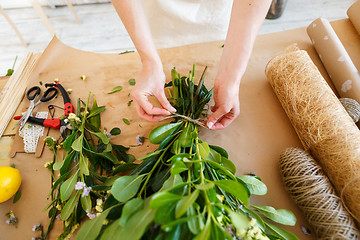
top-left (265, 222), bottom-right (299, 240)
top-left (110, 127), bottom-right (121, 135)
top-left (252, 205), bottom-right (296, 226)
top-left (128, 78), bottom-right (136, 86)
top-left (107, 86), bottom-right (122, 94)
top-left (237, 175), bottom-right (267, 195)
top-left (111, 175), bottom-right (144, 203)
top-left (13, 190), bottom-right (21, 204)
top-left (122, 118), bottom-right (130, 125)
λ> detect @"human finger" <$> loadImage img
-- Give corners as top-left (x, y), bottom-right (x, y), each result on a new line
top-left (133, 92), bottom-right (170, 116)
top-left (155, 90), bottom-right (176, 113)
top-left (206, 106), bottom-right (228, 129)
top-left (136, 105), bottom-right (166, 122)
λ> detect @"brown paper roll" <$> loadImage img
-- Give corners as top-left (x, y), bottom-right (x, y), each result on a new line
top-left (265, 48), bottom-right (360, 222)
top-left (348, 0), bottom-right (360, 35)
top-left (307, 18), bottom-right (360, 103)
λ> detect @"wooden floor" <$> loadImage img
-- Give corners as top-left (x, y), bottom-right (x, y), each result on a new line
top-left (0, 0), bottom-right (356, 75)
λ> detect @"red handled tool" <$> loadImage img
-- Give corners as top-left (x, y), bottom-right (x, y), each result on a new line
top-left (45, 81), bottom-right (74, 116)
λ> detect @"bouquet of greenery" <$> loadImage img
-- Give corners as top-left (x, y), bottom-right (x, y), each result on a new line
top-left (42, 94), bottom-right (136, 240)
top-left (75, 65), bottom-right (299, 240)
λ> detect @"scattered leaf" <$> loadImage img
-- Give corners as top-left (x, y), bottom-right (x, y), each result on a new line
top-left (110, 127), bottom-right (121, 135)
top-left (122, 118), bottom-right (130, 125)
top-left (128, 79), bottom-right (136, 86)
top-left (108, 86), bottom-right (123, 94)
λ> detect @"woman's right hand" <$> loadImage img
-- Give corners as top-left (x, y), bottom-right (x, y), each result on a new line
top-left (131, 63), bottom-right (176, 121)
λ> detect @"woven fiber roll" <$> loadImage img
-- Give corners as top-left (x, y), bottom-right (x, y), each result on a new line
top-left (280, 148), bottom-right (360, 239)
top-left (265, 48), bottom-right (360, 222)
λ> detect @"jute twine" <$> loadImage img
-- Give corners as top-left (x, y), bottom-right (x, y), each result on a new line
top-left (339, 98), bottom-right (360, 123)
top-left (265, 48), bottom-right (360, 222)
top-left (280, 148), bottom-right (360, 239)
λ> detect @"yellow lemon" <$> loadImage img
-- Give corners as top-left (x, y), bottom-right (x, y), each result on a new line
top-left (0, 166), bottom-right (22, 203)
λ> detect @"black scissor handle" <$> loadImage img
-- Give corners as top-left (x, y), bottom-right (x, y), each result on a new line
top-left (26, 86), bottom-right (41, 101)
top-left (40, 87), bottom-right (58, 102)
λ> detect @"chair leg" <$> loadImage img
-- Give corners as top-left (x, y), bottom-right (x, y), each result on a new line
top-left (0, 6), bottom-right (27, 47)
top-left (65, 0), bottom-right (82, 24)
top-left (29, 0), bottom-right (56, 36)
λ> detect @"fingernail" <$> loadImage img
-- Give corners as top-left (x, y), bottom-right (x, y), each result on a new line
top-left (169, 106), bottom-right (176, 113)
top-left (207, 121), bottom-right (214, 129)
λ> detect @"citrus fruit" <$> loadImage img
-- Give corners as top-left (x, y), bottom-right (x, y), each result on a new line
top-left (0, 166), bottom-right (22, 203)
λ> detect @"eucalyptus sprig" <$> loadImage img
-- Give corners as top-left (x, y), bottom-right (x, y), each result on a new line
top-left (76, 65), bottom-right (299, 240)
top-left (43, 93), bottom-right (136, 240)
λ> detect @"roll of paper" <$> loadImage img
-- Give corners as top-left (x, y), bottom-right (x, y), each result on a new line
top-left (307, 18), bottom-right (360, 103)
top-left (348, 0), bottom-right (360, 35)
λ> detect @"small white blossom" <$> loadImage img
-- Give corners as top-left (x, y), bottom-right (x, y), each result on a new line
top-left (86, 209), bottom-right (97, 219)
top-left (82, 186), bottom-right (92, 197)
top-left (104, 132), bottom-right (111, 140)
top-left (136, 135), bottom-right (145, 145)
top-left (56, 214), bottom-right (61, 220)
top-left (75, 181), bottom-right (86, 190)
top-left (32, 223), bottom-right (41, 232)
top-left (68, 113), bottom-right (77, 121)
top-left (5, 220), bottom-right (10, 224)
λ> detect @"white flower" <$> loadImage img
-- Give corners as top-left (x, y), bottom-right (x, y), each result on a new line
top-left (136, 135), bottom-right (145, 145)
top-left (82, 186), bottom-right (92, 197)
top-left (56, 214), bottom-right (61, 220)
top-left (86, 209), bottom-right (97, 219)
top-left (68, 113), bottom-right (77, 121)
top-left (104, 132), bottom-right (111, 140)
top-left (5, 220), bottom-right (10, 224)
top-left (96, 198), bottom-right (103, 206)
top-left (32, 223), bottom-right (40, 232)
top-left (75, 181), bottom-right (86, 190)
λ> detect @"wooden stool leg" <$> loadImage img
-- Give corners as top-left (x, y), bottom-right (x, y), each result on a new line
top-left (29, 0), bottom-right (56, 36)
top-left (65, 0), bottom-right (82, 24)
top-left (0, 6), bottom-right (27, 47)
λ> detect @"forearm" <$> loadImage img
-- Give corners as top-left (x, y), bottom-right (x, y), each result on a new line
top-left (217, 0), bottom-right (272, 85)
top-left (111, 0), bottom-right (161, 68)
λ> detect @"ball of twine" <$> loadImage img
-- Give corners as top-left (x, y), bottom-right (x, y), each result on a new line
top-left (265, 48), bottom-right (360, 221)
top-left (339, 98), bottom-right (360, 123)
top-left (280, 148), bottom-right (360, 239)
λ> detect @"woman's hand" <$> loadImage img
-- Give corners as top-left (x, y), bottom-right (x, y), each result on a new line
top-left (206, 78), bottom-right (240, 130)
top-left (131, 63), bottom-right (176, 121)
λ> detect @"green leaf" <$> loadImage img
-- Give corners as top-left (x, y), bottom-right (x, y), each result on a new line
top-left (60, 169), bottom-right (79, 201)
top-left (63, 131), bottom-right (78, 151)
top-left (170, 160), bottom-right (188, 175)
top-left (221, 157), bottom-right (236, 174)
top-left (13, 190), bottom-right (21, 203)
top-left (110, 127), bottom-right (121, 135)
top-left (76, 205), bottom-right (116, 240)
top-left (122, 118), bottom-right (130, 125)
top-left (237, 175), bottom-right (267, 195)
top-left (228, 210), bottom-right (250, 231)
top-left (53, 159), bottom-right (65, 171)
top-left (118, 202), bottom-right (156, 240)
top-left (112, 163), bottom-right (138, 175)
top-left (175, 189), bottom-right (199, 218)
top-left (214, 179), bottom-right (249, 205)
top-left (206, 148), bottom-right (221, 163)
top-left (6, 69), bottom-right (14, 76)
top-left (100, 219), bottom-right (122, 240)
top-left (98, 152), bottom-right (118, 164)
top-left (127, 100), bottom-right (133, 106)
top-left (251, 205), bottom-right (296, 226)
top-left (195, 182), bottom-right (214, 190)
top-left (178, 124), bottom-right (192, 148)
top-left (119, 198), bottom-right (143, 226)
top-left (111, 175), bottom-right (144, 203)
top-left (198, 142), bottom-right (210, 159)
top-left (87, 129), bottom-right (109, 144)
top-left (72, 134), bottom-right (84, 152)
top-left (107, 86), bottom-right (123, 94)
top-left (209, 145), bottom-right (228, 158)
top-left (79, 154), bottom-right (89, 176)
top-left (150, 192), bottom-right (182, 209)
top-left (265, 222), bottom-right (299, 240)
top-left (169, 153), bottom-right (191, 164)
top-left (128, 78), bottom-right (136, 85)
top-left (149, 122), bottom-right (182, 144)
top-left (87, 106), bottom-right (106, 118)
top-left (81, 194), bottom-right (92, 212)
top-left (61, 191), bottom-right (80, 220)
top-left (194, 217), bottom-right (211, 240)
top-left (88, 97), bottom-right (101, 129)
top-left (137, 150), bottom-right (161, 161)
top-left (187, 204), bottom-right (203, 235)
top-left (161, 174), bottom-right (183, 191)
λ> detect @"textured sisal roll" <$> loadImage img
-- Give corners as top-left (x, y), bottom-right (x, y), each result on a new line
top-left (265, 48), bottom-right (360, 222)
top-left (280, 148), bottom-right (360, 239)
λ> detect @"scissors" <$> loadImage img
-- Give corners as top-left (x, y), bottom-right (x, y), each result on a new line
top-left (13, 86), bottom-right (58, 131)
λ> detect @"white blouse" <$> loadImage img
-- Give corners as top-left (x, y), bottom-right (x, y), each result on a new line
top-left (144, 0), bottom-right (233, 49)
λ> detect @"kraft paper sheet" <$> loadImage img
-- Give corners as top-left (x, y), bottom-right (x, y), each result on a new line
top-left (307, 18), bottom-right (360, 105)
top-left (2, 19), bottom-right (360, 239)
